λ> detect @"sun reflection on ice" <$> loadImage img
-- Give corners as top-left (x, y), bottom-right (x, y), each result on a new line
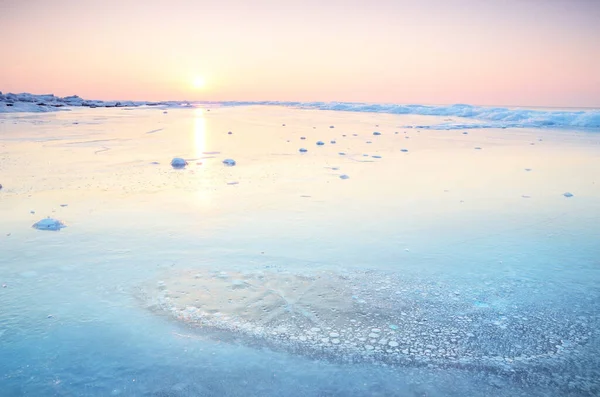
top-left (192, 108), bottom-right (212, 207)
top-left (194, 109), bottom-right (206, 158)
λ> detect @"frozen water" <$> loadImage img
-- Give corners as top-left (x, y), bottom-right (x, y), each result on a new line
top-left (144, 267), bottom-right (576, 369)
top-left (2, 104), bottom-right (599, 396)
top-left (32, 217), bottom-right (66, 231)
top-left (170, 157), bottom-right (187, 168)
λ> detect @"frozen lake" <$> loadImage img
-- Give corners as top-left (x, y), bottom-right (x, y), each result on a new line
top-left (1, 105), bottom-right (599, 396)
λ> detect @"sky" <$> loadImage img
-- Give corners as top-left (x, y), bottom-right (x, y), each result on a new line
top-left (0, 0), bottom-right (599, 107)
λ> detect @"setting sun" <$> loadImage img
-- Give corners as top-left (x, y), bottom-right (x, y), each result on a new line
top-left (192, 76), bottom-right (206, 89)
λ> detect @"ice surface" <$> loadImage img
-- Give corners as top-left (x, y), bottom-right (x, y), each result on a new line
top-left (141, 268), bottom-right (597, 376)
top-left (32, 218), bottom-right (66, 231)
top-left (2, 104), bottom-right (600, 396)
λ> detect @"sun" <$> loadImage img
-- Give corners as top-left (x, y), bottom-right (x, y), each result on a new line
top-left (192, 76), bottom-right (206, 89)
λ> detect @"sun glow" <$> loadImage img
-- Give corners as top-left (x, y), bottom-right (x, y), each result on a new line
top-left (193, 76), bottom-right (206, 89)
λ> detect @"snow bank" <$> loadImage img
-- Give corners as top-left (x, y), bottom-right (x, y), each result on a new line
top-left (0, 91), bottom-right (193, 113)
top-left (218, 101), bottom-right (600, 130)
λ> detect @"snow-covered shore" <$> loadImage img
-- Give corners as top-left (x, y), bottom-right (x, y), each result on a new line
top-left (0, 91), bottom-right (191, 113)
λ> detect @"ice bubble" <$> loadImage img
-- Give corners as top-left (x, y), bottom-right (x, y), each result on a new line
top-left (32, 218), bottom-right (66, 231)
top-left (300, 137), bottom-right (306, 140)
top-left (366, 141), bottom-right (372, 144)
top-left (372, 155), bottom-right (382, 159)
top-left (228, 131), bottom-right (233, 135)
top-left (462, 131), bottom-right (468, 134)
top-left (474, 147), bottom-right (482, 150)
top-left (330, 140), bottom-right (336, 144)
top-left (222, 159), bottom-right (236, 166)
top-left (525, 168), bottom-right (532, 171)
top-left (339, 174), bottom-right (350, 180)
top-left (563, 192), bottom-right (574, 198)
top-left (373, 132), bottom-right (381, 135)
top-left (170, 158), bottom-right (188, 168)
top-left (0, 184), bottom-right (2, 190)
top-left (400, 149), bottom-right (408, 152)
top-left (299, 148), bottom-right (308, 153)
top-left (316, 141), bottom-right (325, 145)
top-left (329, 126), bottom-right (335, 128)
top-left (338, 152), bottom-right (346, 155)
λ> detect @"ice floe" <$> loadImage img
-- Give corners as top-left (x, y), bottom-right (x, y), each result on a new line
top-left (170, 158), bottom-right (188, 168)
top-left (32, 218), bottom-right (66, 231)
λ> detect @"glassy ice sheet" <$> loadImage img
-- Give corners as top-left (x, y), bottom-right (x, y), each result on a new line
top-left (1, 106), bottom-right (599, 396)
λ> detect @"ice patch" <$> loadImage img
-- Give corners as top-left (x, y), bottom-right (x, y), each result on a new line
top-left (170, 158), bottom-right (188, 169)
top-left (140, 267), bottom-right (598, 375)
top-left (32, 218), bottom-right (66, 231)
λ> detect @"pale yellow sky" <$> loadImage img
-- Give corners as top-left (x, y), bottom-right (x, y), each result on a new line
top-left (0, 0), bottom-right (599, 107)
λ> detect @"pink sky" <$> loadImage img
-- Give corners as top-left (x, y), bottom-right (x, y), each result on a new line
top-left (1, 0), bottom-right (599, 107)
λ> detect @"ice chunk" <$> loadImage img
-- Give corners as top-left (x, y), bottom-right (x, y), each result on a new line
top-left (222, 159), bottom-right (236, 166)
top-left (372, 155), bottom-right (382, 159)
top-left (316, 141), bottom-right (325, 146)
top-left (338, 152), bottom-right (346, 155)
top-left (170, 158), bottom-right (188, 168)
top-left (299, 148), bottom-right (308, 153)
top-left (339, 174), bottom-right (350, 179)
top-left (373, 132), bottom-right (381, 135)
top-left (563, 192), bottom-right (574, 198)
top-left (32, 218), bottom-right (66, 231)
top-left (400, 149), bottom-right (408, 152)
top-left (300, 137), bottom-right (306, 140)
